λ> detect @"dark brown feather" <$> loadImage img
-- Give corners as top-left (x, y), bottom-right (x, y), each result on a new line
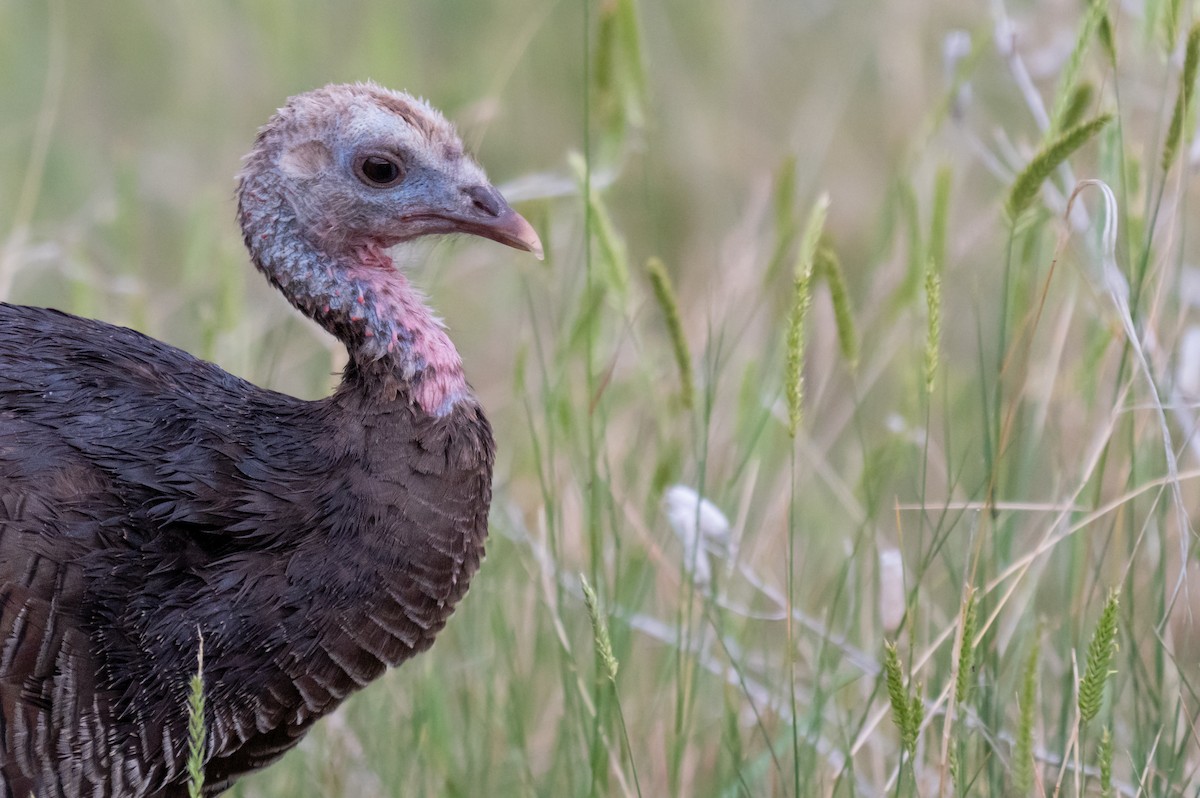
top-left (0, 307), bottom-right (494, 795)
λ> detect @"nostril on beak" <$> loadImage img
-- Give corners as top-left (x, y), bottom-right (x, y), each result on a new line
top-left (464, 185), bottom-right (505, 217)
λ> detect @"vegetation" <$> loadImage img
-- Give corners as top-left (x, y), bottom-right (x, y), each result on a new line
top-left (2, 0), bottom-right (1198, 794)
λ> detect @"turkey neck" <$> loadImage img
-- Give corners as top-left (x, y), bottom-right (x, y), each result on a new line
top-left (237, 173), bottom-right (469, 415)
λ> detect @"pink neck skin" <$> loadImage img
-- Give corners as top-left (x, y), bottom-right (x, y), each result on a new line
top-left (238, 172), bottom-right (469, 416)
top-left (348, 245), bottom-right (470, 415)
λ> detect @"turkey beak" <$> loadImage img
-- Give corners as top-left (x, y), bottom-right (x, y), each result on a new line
top-left (459, 185), bottom-right (544, 260)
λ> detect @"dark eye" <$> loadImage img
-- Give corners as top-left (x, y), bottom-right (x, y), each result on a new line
top-left (357, 155), bottom-right (403, 187)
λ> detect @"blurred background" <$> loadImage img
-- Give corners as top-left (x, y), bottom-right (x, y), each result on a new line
top-left (3, 1), bottom-right (1199, 795)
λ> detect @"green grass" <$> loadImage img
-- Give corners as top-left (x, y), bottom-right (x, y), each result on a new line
top-left (3, 0), bottom-right (1200, 795)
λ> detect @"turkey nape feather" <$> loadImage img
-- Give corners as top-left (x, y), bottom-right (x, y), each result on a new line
top-left (0, 82), bottom-right (541, 797)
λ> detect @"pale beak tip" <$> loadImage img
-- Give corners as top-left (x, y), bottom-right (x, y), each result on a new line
top-left (508, 211), bottom-right (544, 261)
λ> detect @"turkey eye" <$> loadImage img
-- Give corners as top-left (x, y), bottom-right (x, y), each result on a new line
top-left (357, 155), bottom-right (403, 186)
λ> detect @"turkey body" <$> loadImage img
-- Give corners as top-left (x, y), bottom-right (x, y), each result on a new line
top-left (0, 304), bottom-right (493, 796)
top-left (0, 81), bottom-right (540, 796)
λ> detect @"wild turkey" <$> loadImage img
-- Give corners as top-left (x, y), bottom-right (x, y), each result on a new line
top-left (0, 82), bottom-right (542, 797)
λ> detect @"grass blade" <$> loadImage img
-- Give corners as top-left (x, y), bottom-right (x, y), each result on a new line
top-left (645, 257), bottom-right (694, 409)
top-left (814, 243), bottom-right (858, 368)
top-left (1078, 588), bottom-right (1120, 724)
top-left (1006, 113), bottom-right (1113, 220)
top-left (1161, 21), bottom-right (1200, 173)
top-left (1013, 640), bottom-right (1038, 793)
top-left (1048, 0), bottom-right (1107, 135)
top-left (186, 634), bottom-right (207, 798)
top-left (784, 193), bottom-right (829, 435)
